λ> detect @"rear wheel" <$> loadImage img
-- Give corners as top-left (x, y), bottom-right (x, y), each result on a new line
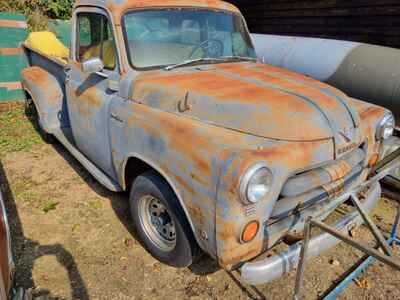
top-left (129, 170), bottom-right (200, 267)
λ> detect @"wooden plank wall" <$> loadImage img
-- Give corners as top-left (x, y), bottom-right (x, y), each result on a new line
top-left (230, 0), bottom-right (400, 49)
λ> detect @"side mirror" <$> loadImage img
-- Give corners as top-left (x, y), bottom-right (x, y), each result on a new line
top-left (82, 57), bottom-right (106, 77)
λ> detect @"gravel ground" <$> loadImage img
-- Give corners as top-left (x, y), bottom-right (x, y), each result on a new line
top-left (0, 106), bottom-right (399, 299)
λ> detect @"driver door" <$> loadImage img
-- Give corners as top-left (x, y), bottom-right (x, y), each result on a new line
top-left (66, 9), bottom-right (119, 177)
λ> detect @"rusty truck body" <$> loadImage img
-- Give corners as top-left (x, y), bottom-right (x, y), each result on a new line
top-left (20, 0), bottom-right (399, 285)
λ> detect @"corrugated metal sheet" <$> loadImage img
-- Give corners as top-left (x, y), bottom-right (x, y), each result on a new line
top-left (0, 13), bottom-right (28, 102)
top-left (231, 0), bottom-right (400, 49)
top-left (48, 19), bottom-right (72, 48)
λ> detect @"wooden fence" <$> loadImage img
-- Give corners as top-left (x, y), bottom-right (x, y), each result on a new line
top-left (231, 0), bottom-right (400, 49)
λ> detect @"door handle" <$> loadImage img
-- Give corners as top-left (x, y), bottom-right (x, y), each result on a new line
top-left (111, 112), bottom-right (124, 123)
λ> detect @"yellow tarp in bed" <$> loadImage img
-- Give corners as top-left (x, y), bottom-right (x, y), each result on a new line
top-left (25, 31), bottom-right (70, 63)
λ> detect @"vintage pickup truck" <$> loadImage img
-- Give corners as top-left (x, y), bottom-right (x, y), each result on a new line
top-left (20, 0), bottom-right (399, 285)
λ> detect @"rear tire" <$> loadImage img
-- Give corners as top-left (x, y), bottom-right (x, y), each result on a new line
top-left (129, 170), bottom-right (200, 267)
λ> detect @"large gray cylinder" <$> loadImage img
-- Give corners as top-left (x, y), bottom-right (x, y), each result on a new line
top-left (251, 34), bottom-right (400, 122)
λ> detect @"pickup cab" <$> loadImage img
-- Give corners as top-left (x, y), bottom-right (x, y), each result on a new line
top-left (20, 0), bottom-right (399, 285)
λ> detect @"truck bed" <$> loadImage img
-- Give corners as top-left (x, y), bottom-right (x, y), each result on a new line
top-left (23, 44), bottom-right (67, 83)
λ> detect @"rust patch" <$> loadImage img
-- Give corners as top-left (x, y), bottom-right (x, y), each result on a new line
top-left (359, 106), bottom-right (386, 120)
top-left (173, 174), bottom-right (196, 196)
top-left (128, 104), bottom-right (213, 175)
top-left (73, 86), bottom-right (102, 118)
top-left (218, 240), bottom-right (263, 268)
top-left (130, 60), bottom-right (358, 141)
top-left (186, 202), bottom-right (205, 227)
top-left (21, 67), bottom-right (63, 108)
top-left (21, 67), bottom-right (50, 87)
top-left (101, 0), bottom-right (240, 24)
top-left (217, 63), bottom-right (342, 110)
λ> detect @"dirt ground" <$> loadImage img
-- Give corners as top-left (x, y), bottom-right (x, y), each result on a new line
top-left (0, 105), bottom-right (399, 299)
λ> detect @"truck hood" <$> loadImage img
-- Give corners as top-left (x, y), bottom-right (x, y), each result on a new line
top-left (131, 62), bottom-right (360, 145)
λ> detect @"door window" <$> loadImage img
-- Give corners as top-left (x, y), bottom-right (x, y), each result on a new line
top-left (77, 13), bottom-right (117, 70)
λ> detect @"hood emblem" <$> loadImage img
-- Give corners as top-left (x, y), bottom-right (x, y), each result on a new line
top-left (339, 127), bottom-right (354, 143)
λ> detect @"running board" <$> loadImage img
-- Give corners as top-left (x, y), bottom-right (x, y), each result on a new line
top-left (52, 128), bottom-right (122, 192)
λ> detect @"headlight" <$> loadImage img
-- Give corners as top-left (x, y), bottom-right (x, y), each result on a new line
top-left (376, 113), bottom-right (395, 141)
top-left (240, 163), bottom-right (273, 204)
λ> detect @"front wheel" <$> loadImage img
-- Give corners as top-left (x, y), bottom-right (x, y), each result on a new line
top-left (129, 171), bottom-right (200, 267)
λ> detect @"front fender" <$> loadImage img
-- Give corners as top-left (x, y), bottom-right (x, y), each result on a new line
top-left (216, 140), bottom-right (335, 269)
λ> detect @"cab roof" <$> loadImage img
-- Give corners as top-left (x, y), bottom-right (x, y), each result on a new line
top-left (74, 0), bottom-right (241, 21)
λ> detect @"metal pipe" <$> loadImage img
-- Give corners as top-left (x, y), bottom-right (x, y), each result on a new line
top-left (350, 194), bottom-right (393, 256)
top-left (310, 219), bottom-right (400, 270)
top-left (372, 147), bottom-right (400, 175)
top-left (293, 217), bottom-right (312, 300)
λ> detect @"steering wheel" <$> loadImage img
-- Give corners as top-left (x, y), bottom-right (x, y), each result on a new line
top-left (189, 39), bottom-right (224, 59)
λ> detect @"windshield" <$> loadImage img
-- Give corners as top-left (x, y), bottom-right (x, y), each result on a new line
top-left (123, 9), bottom-right (257, 69)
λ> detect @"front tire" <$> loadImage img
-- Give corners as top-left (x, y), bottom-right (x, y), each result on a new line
top-left (129, 171), bottom-right (199, 267)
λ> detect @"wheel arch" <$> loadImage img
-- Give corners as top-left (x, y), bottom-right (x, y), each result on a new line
top-left (122, 154), bottom-right (202, 248)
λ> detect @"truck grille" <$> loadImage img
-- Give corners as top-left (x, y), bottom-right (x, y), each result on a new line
top-left (270, 148), bottom-right (366, 223)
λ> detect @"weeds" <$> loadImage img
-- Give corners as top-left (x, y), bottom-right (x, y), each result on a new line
top-left (13, 179), bottom-right (39, 203)
top-left (0, 106), bottom-right (43, 156)
top-left (42, 200), bottom-right (59, 213)
top-left (88, 198), bottom-right (103, 210)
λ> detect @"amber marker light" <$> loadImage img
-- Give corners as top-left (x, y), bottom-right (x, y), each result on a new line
top-left (368, 153), bottom-right (380, 167)
top-left (241, 220), bottom-right (260, 243)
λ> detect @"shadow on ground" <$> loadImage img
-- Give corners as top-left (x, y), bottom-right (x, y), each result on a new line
top-left (23, 110), bottom-right (268, 299)
top-left (0, 160), bottom-right (89, 299)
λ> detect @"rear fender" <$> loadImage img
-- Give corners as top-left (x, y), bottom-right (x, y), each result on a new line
top-left (21, 66), bottom-right (65, 133)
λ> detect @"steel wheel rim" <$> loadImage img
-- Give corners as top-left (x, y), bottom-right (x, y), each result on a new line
top-left (138, 195), bottom-right (176, 252)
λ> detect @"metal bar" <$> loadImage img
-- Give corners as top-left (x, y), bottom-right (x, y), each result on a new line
top-left (324, 204), bottom-right (400, 299)
top-left (310, 219), bottom-right (400, 271)
top-left (293, 217), bottom-right (312, 300)
top-left (350, 194), bottom-right (393, 256)
top-left (323, 255), bottom-right (375, 300)
top-left (382, 176), bottom-right (400, 191)
top-left (391, 203), bottom-right (400, 240)
top-left (371, 147), bottom-right (400, 175)
top-left (291, 142), bottom-right (400, 299)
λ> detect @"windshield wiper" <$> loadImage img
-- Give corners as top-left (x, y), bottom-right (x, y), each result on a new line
top-left (164, 56), bottom-right (257, 71)
top-left (164, 58), bottom-right (219, 71)
top-left (219, 56), bottom-right (258, 62)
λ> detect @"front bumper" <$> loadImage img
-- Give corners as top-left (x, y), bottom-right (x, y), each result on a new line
top-left (240, 137), bottom-right (400, 285)
top-left (240, 182), bottom-right (380, 285)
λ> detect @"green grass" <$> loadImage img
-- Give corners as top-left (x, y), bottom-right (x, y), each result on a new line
top-left (88, 198), bottom-right (103, 210)
top-left (0, 106), bottom-right (43, 156)
top-left (13, 179), bottom-right (39, 203)
top-left (42, 200), bottom-right (59, 213)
